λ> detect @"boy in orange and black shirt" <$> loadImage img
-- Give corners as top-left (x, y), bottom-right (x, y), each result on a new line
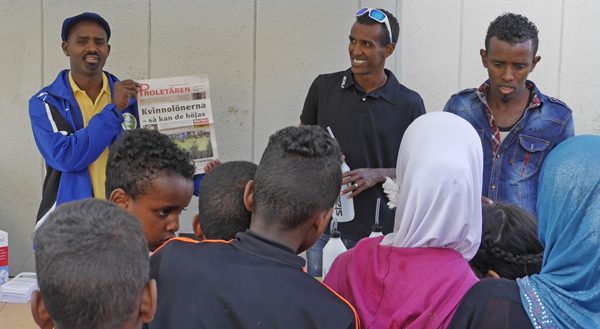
top-left (106, 129), bottom-right (195, 252)
top-left (146, 126), bottom-right (359, 329)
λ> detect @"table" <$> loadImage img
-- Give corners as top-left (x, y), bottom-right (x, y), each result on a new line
top-left (0, 301), bottom-right (38, 329)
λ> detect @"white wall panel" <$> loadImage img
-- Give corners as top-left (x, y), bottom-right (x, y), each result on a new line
top-left (0, 0), bottom-right (43, 275)
top-left (399, 0), bottom-right (462, 112)
top-left (253, 0), bottom-right (357, 160)
top-left (151, 0), bottom-right (255, 162)
top-left (560, 1), bottom-right (600, 135)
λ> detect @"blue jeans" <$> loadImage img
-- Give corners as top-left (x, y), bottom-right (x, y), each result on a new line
top-left (306, 233), bottom-right (358, 277)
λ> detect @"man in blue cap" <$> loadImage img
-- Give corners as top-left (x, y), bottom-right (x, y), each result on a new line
top-left (29, 12), bottom-right (140, 229)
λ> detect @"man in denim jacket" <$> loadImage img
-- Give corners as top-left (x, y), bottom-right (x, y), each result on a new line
top-left (444, 13), bottom-right (574, 215)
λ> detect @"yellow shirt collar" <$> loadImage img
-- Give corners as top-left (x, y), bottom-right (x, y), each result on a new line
top-left (68, 71), bottom-right (111, 98)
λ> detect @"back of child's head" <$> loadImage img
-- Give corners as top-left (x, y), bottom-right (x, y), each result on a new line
top-left (253, 125), bottom-right (342, 229)
top-left (196, 161), bottom-right (257, 240)
top-left (34, 199), bottom-right (152, 329)
top-left (470, 203), bottom-right (544, 280)
top-left (105, 129), bottom-right (195, 200)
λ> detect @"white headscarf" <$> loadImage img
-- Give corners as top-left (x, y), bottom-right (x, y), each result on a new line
top-left (380, 112), bottom-right (483, 260)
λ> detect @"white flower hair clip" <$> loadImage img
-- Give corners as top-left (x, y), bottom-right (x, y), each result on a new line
top-left (382, 177), bottom-right (399, 209)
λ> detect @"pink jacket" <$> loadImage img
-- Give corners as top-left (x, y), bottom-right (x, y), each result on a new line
top-left (324, 236), bottom-right (478, 329)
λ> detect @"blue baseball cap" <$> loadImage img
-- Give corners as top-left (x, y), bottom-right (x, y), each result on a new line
top-left (61, 12), bottom-right (111, 42)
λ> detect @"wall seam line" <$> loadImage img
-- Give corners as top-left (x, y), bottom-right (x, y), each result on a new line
top-left (457, 0), bottom-right (465, 89)
top-left (148, 0), bottom-right (152, 79)
top-left (557, 0), bottom-right (566, 98)
top-left (41, 0), bottom-right (46, 182)
top-left (41, 0), bottom-right (45, 86)
top-left (396, 0), bottom-right (402, 79)
top-left (251, 0), bottom-right (257, 162)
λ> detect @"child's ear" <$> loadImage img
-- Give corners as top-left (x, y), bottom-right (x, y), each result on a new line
top-left (485, 270), bottom-right (501, 279)
top-left (315, 208), bottom-right (333, 236)
top-left (243, 180), bottom-right (254, 212)
top-left (109, 188), bottom-right (132, 210)
top-left (31, 290), bottom-right (55, 329)
top-left (192, 214), bottom-right (206, 241)
top-left (139, 279), bottom-right (157, 323)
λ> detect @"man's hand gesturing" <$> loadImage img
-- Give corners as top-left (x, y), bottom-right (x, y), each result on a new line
top-left (112, 79), bottom-right (139, 111)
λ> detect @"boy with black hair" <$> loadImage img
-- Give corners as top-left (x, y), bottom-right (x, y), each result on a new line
top-left (444, 13), bottom-right (574, 215)
top-left (106, 129), bottom-right (195, 252)
top-left (31, 199), bottom-right (157, 329)
top-left (193, 160), bottom-right (257, 241)
top-left (147, 126), bottom-right (359, 329)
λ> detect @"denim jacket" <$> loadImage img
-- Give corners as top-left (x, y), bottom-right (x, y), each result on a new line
top-left (443, 80), bottom-right (574, 215)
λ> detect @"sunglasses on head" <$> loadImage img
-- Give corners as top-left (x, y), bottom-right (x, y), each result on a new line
top-left (355, 8), bottom-right (393, 44)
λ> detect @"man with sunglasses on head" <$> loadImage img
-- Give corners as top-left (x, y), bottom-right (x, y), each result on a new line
top-left (29, 12), bottom-right (140, 230)
top-left (301, 8), bottom-right (425, 277)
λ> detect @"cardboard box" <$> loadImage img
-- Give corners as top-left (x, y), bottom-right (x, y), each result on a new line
top-left (0, 230), bottom-right (8, 285)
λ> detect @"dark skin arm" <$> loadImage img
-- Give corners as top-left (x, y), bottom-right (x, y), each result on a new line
top-left (112, 79), bottom-right (139, 111)
top-left (341, 168), bottom-right (395, 199)
top-left (341, 169), bottom-right (495, 204)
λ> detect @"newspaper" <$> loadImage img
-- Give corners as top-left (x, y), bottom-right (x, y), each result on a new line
top-left (0, 272), bottom-right (38, 303)
top-left (137, 75), bottom-right (218, 174)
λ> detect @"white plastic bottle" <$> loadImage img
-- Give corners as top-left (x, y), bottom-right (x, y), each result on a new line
top-left (368, 198), bottom-right (383, 237)
top-left (333, 160), bottom-right (355, 222)
top-left (368, 224), bottom-right (383, 238)
top-left (322, 230), bottom-right (347, 279)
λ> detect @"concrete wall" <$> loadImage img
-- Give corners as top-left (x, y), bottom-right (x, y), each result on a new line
top-left (400, 0), bottom-right (600, 136)
top-left (1, 0), bottom-right (598, 275)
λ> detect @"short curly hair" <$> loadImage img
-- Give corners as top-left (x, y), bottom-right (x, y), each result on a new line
top-left (485, 13), bottom-right (539, 56)
top-left (197, 161), bottom-right (257, 240)
top-left (253, 126), bottom-right (342, 229)
top-left (35, 199), bottom-right (149, 329)
top-left (105, 129), bottom-right (195, 200)
top-left (355, 8), bottom-right (399, 47)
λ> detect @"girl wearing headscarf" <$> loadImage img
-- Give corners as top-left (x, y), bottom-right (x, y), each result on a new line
top-left (448, 135), bottom-right (600, 329)
top-left (323, 112), bottom-right (482, 329)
